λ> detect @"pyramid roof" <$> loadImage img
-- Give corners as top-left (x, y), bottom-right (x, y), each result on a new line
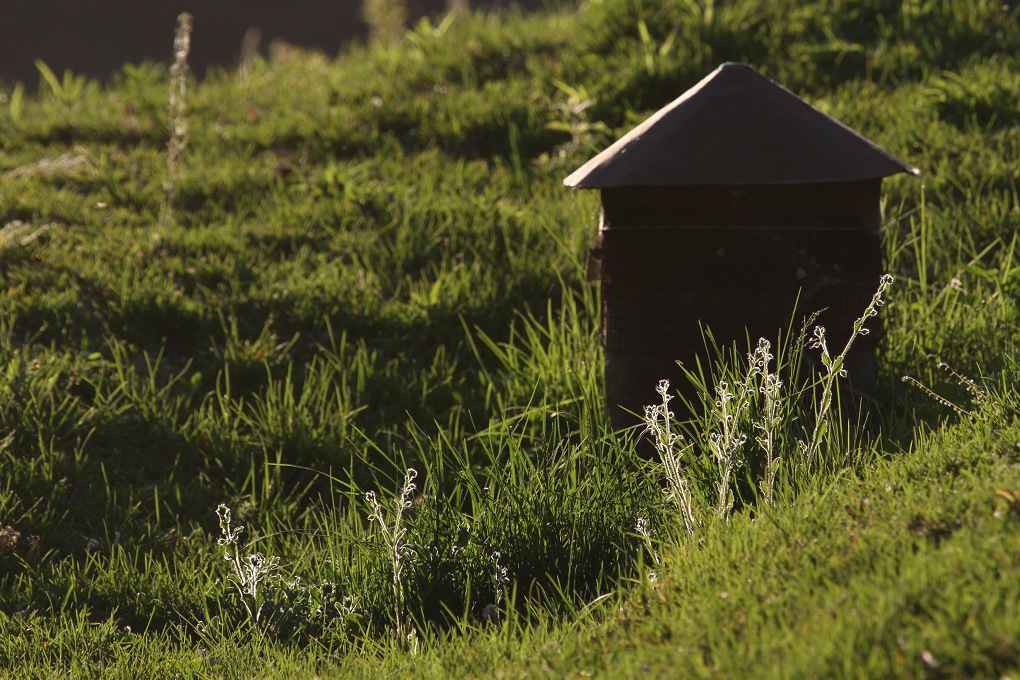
top-left (564, 62), bottom-right (919, 188)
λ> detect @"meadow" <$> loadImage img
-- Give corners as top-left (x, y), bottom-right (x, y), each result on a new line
top-left (0, 0), bottom-right (1018, 676)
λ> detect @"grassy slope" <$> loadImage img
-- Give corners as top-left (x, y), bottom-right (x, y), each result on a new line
top-left (356, 413), bottom-right (1020, 679)
top-left (1, 0), bottom-right (1019, 676)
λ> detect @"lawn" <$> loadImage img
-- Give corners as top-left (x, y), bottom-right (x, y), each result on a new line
top-left (0, 0), bottom-right (1018, 676)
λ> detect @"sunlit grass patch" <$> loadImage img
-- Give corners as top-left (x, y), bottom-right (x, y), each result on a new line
top-left (0, 0), bottom-right (1018, 676)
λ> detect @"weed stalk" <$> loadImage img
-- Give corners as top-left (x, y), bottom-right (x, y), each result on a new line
top-left (482, 549), bottom-right (510, 622)
top-left (635, 516), bottom-right (660, 582)
top-left (363, 0), bottom-right (408, 43)
top-left (753, 340), bottom-right (782, 505)
top-left (644, 381), bottom-right (698, 537)
top-left (216, 504), bottom-right (281, 625)
top-left (799, 274), bottom-right (894, 470)
top-left (365, 468), bottom-right (419, 646)
top-left (161, 12), bottom-right (192, 231)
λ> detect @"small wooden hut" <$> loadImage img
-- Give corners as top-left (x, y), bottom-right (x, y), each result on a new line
top-left (564, 62), bottom-right (918, 431)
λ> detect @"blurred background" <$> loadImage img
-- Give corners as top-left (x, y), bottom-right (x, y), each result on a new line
top-left (0, 0), bottom-right (548, 88)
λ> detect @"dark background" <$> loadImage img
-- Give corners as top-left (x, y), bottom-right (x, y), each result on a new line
top-left (0, 1), bottom-right (547, 89)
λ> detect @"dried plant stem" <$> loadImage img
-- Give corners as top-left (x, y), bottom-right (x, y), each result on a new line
top-left (901, 360), bottom-right (988, 420)
top-left (800, 274), bottom-right (894, 470)
top-left (644, 380), bottom-right (699, 537)
top-left (635, 516), bottom-right (660, 582)
top-left (709, 339), bottom-right (772, 519)
top-left (363, 0), bottom-right (408, 43)
top-left (709, 380), bottom-right (747, 519)
top-left (755, 364), bottom-right (782, 506)
top-left (161, 12), bottom-right (192, 231)
top-left (366, 468), bottom-right (418, 646)
top-left (216, 504), bottom-right (280, 625)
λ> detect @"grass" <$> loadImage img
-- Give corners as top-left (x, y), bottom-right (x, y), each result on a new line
top-left (0, 0), bottom-right (1018, 675)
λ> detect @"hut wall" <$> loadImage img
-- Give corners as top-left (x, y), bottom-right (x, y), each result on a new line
top-left (600, 181), bottom-right (882, 229)
top-left (597, 181), bottom-right (884, 431)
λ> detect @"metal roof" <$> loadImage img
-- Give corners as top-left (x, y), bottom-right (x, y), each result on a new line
top-left (564, 62), bottom-right (919, 188)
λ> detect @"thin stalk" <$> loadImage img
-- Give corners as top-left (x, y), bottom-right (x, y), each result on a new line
top-left (800, 275), bottom-right (894, 470)
top-left (161, 12), bottom-right (192, 232)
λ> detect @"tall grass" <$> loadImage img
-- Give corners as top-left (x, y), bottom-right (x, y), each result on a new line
top-left (642, 275), bottom-right (895, 540)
